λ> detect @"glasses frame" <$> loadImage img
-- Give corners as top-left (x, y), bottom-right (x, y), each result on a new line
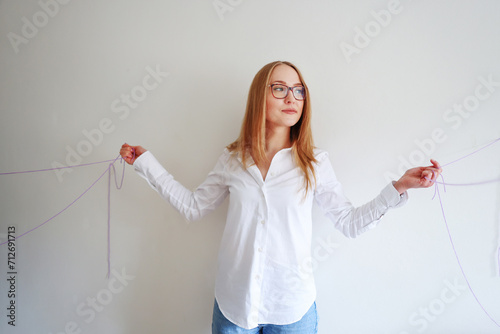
top-left (268, 84), bottom-right (306, 101)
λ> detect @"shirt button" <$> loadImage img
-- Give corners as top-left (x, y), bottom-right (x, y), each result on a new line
top-left (260, 220), bottom-right (265, 225)
top-left (270, 172), bottom-right (275, 177)
top-left (255, 275), bottom-right (260, 280)
top-left (258, 247), bottom-right (263, 253)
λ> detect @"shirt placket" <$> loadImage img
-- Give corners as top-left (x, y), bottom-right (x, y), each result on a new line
top-left (249, 172), bottom-right (272, 326)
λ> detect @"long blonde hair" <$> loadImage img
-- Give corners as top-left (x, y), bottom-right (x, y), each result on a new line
top-left (227, 61), bottom-right (317, 192)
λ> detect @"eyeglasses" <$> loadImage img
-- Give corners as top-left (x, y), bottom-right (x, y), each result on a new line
top-left (268, 84), bottom-right (306, 101)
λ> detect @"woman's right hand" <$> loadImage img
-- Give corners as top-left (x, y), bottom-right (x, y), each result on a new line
top-left (120, 143), bottom-right (147, 165)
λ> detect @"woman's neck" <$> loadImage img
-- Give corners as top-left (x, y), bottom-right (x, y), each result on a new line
top-left (265, 126), bottom-right (291, 156)
top-left (255, 126), bottom-right (291, 181)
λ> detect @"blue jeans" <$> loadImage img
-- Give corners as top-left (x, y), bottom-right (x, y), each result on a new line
top-left (212, 300), bottom-right (318, 334)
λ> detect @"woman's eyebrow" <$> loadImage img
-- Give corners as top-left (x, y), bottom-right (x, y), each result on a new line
top-left (272, 80), bottom-right (303, 86)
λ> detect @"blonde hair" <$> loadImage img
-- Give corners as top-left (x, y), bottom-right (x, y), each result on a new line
top-left (227, 61), bottom-right (317, 192)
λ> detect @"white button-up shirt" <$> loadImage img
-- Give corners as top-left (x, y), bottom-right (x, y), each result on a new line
top-left (133, 148), bottom-right (407, 329)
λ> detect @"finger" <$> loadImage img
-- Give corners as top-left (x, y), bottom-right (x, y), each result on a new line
top-left (424, 163), bottom-right (441, 174)
top-left (421, 170), bottom-right (436, 186)
top-left (430, 158), bottom-right (440, 167)
top-left (120, 147), bottom-right (134, 159)
top-left (426, 168), bottom-right (442, 182)
top-left (422, 170), bottom-right (432, 184)
top-left (121, 152), bottom-right (134, 165)
top-left (430, 159), bottom-right (442, 172)
top-left (119, 148), bottom-right (130, 157)
top-left (429, 169), bottom-right (437, 183)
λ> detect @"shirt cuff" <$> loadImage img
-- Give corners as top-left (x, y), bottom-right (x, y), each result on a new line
top-left (379, 181), bottom-right (408, 209)
top-left (132, 151), bottom-right (168, 183)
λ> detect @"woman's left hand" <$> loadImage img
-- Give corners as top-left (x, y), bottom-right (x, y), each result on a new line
top-left (393, 159), bottom-right (442, 194)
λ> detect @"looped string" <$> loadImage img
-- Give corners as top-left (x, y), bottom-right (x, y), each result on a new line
top-left (106, 159), bottom-right (126, 278)
top-left (0, 153), bottom-right (130, 279)
top-left (105, 149), bottom-right (134, 278)
top-left (431, 170), bottom-right (446, 200)
top-left (428, 137), bottom-right (500, 327)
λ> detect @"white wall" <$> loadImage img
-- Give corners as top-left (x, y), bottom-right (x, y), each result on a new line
top-left (1, 0), bottom-right (500, 333)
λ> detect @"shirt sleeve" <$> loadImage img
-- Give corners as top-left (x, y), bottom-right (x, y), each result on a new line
top-left (132, 150), bottom-right (230, 221)
top-left (313, 151), bottom-right (408, 238)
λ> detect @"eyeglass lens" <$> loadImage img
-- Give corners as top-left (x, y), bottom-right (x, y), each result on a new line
top-left (271, 84), bottom-right (305, 100)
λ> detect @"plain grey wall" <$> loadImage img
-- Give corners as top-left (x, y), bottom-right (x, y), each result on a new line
top-left (1, 0), bottom-right (500, 333)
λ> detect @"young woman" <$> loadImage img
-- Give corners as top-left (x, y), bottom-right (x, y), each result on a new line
top-left (119, 61), bottom-right (441, 334)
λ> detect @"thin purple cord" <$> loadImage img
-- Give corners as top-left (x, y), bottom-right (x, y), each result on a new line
top-left (428, 136), bottom-right (500, 327)
top-left (432, 177), bottom-right (500, 187)
top-left (0, 154), bottom-right (127, 279)
top-left (442, 137), bottom-right (500, 168)
top-left (106, 155), bottom-right (128, 278)
top-left (0, 155), bottom-right (120, 246)
top-left (0, 159), bottom-right (117, 175)
top-left (435, 184), bottom-right (500, 327)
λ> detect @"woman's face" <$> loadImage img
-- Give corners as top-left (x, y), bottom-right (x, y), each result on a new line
top-left (265, 64), bottom-right (304, 131)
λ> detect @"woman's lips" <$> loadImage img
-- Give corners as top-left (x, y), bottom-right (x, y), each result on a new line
top-left (282, 109), bottom-right (297, 114)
